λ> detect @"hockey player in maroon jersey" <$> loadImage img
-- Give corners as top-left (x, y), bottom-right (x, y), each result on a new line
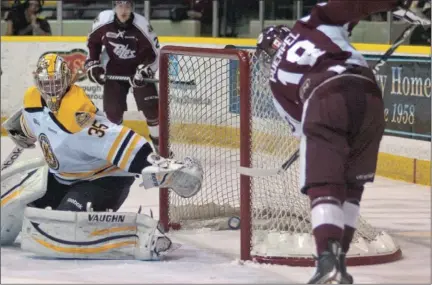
top-left (256, 0), bottom-right (415, 283)
top-left (85, 1), bottom-right (161, 151)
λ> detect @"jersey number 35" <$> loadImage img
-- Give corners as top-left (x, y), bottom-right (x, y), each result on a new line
top-left (88, 120), bottom-right (108, 138)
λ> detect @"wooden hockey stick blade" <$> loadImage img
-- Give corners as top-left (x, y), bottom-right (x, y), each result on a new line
top-left (238, 150), bottom-right (300, 177)
top-left (238, 166), bottom-right (283, 177)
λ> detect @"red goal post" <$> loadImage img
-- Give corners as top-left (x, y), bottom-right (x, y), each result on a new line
top-left (157, 45), bottom-right (402, 266)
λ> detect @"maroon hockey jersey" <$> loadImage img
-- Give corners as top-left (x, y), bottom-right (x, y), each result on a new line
top-left (86, 10), bottom-right (160, 76)
top-left (269, 0), bottom-right (402, 124)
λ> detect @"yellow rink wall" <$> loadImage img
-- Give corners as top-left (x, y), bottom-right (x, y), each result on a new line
top-left (1, 36), bottom-right (430, 186)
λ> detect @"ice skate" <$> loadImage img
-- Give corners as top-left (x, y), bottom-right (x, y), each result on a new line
top-left (307, 241), bottom-right (343, 284)
top-left (153, 236), bottom-right (172, 254)
top-left (153, 235), bottom-right (183, 255)
top-left (339, 253), bottom-right (354, 284)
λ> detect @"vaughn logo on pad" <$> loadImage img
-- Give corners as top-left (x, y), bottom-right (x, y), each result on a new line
top-left (88, 214), bottom-right (126, 223)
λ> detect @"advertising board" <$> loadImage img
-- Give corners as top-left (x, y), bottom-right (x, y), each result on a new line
top-left (366, 55), bottom-right (431, 141)
top-left (228, 49), bottom-right (431, 141)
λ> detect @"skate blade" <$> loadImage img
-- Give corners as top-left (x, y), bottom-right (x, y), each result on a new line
top-left (315, 270), bottom-right (342, 284)
top-left (324, 273), bottom-right (342, 284)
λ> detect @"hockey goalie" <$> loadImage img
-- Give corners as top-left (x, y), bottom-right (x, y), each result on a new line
top-left (0, 53), bottom-right (203, 260)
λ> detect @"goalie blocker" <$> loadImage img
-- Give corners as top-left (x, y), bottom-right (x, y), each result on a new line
top-left (1, 154), bottom-right (203, 259)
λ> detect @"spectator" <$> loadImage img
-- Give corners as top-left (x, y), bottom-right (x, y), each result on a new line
top-left (5, 0), bottom-right (51, 36)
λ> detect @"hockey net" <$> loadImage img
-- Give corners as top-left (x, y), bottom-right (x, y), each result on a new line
top-left (158, 46), bottom-right (401, 266)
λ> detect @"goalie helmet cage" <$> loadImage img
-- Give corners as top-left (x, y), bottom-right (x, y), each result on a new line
top-left (158, 45), bottom-right (402, 266)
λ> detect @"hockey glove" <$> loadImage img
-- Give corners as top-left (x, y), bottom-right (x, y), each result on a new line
top-left (129, 64), bottom-right (154, 88)
top-left (140, 154), bottom-right (203, 198)
top-left (398, 0), bottom-right (414, 9)
top-left (85, 60), bottom-right (106, 86)
top-left (393, 7), bottom-right (431, 26)
top-left (3, 111), bottom-right (36, 149)
top-left (8, 129), bottom-right (36, 149)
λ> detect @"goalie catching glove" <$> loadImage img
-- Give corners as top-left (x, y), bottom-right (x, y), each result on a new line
top-left (140, 154), bottom-right (203, 198)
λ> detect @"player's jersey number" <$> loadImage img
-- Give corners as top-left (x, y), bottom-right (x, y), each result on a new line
top-left (286, 39), bottom-right (324, 67)
top-left (276, 38), bottom-right (325, 86)
top-left (88, 120), bottom-right (108, 138)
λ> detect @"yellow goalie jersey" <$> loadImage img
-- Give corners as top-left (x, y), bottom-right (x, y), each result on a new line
top-left (21, 84), bottom-right (150, 184)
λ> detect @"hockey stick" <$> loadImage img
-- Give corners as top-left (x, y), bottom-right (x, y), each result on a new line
top-left (102, 74), bottom-right (196, 86)
top-left (238, 149), bottom-right (299, 177)
top-left (103, 74), bottom-right (158, 83)
top-left (238, 19), bottom-right (419, 177)
top-left (372, 23), bottom-right (417, 75)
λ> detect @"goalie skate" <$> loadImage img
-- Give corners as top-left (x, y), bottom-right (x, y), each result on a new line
top-left (154, 236), bottom-right (181, 255)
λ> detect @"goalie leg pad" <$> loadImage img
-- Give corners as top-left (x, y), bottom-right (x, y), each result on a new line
top-left (141, 154), bottom-right (203, 198)
top-left (1, 165), bottom-right (48, 245)
top-left (21, 207), bottom-right (176, 260)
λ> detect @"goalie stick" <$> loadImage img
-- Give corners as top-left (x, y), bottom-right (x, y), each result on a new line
top-left (238, 13), bottom-right (424, 177)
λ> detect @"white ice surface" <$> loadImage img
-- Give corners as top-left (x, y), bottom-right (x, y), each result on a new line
top-left (1, 137), bottom-right (430, 284)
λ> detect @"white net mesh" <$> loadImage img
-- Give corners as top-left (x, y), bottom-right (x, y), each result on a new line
top-left (162, 48), bottom-right (400, 265)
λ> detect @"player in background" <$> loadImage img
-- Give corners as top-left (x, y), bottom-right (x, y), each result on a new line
top-left (1, 54), bottom-right (203, 260)
top-left (85, 1), bottom-right (162, 152)
top-left (256, 0), bottom-right (414, 283)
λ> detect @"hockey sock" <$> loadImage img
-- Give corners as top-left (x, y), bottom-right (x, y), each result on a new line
top-left (341, 200), bottom-right (360, 253)
top-left (148, 125), bottom-right (159, 139)
top-left (311, 204), bottom-right (344, 254)
top-left (309, 186), bottom-right (345, 255)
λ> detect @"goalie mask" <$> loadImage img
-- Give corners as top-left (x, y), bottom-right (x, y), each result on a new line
top-left (256, 25), bottom-right (291, 58)
top-left (34, 54), bottom-right (72, 113)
